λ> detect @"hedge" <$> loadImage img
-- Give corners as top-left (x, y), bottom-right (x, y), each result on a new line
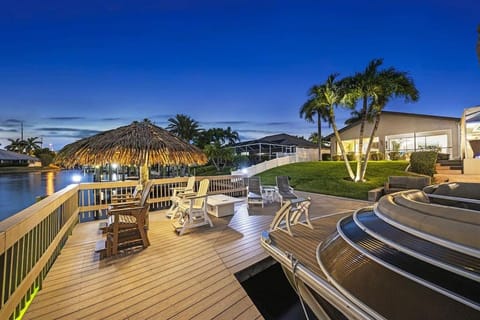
top-left (409, 151), bottom-right (438, 176)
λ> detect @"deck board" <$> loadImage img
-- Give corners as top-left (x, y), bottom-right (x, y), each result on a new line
top-left (24, 193), bottom-right (369, 320)
top-left (269, 211), bottom-right (352, 276)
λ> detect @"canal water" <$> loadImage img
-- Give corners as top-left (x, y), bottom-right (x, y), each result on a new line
top-left (0, 170), bottom-right (94, 222)
top-left (241, 263), bottom-right (316, 319)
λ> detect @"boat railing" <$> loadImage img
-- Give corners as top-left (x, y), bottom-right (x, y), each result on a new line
top-left (0, 174), bottom-right (245, 320)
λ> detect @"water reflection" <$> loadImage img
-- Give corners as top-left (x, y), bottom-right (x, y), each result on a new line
top-left (46, 171), bottom-right (54, 196)
top-left (0, 170), bottom-right (94, 222)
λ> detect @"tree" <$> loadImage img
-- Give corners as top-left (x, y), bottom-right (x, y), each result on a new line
top-left (300, 84), bottom-right (332, 161)
top-left (203, 142), bottom-right (234, 171)
top-left (194, 127), bottom-right (239, 149)
top-left (302, 74), bottom-right (356, 178)
top-left (166, 114), bottom-right (201, 142)
top-left (24, 137), bottom-right (42, 155)
top-left (223, 126), bottom-right (240, 145)
top-left (5, 138), bottom-right (27, 153)
top-left (343, 58), bottom-right (419, 181)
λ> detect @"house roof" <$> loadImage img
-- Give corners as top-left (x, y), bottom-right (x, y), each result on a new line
top-left (232, 133), bottom-right (316, 148)
top-left (325, 111), bottom-right (461, 139)
top-left (0, 149), bottom-right (39, 161)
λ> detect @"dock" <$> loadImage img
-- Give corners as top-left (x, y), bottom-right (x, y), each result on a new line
top-left (23, 192), bottom-right (368, 319)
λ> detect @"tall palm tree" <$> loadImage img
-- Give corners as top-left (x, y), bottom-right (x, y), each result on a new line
top-left (300, 82), bottom-right (333, 161)
top-left (301, 74), bottom-right (356, 178)
top-left (166, 114), bottom-right (201, 143)
top-left (358, 67), bottom-right (419, 180)
top-left (343, 59), bottom-right (419, 181)
top-left (341, 59), bottom-right (386, 181)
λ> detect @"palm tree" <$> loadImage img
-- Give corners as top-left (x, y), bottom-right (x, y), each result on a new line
top-left (223, 127), bottom-right (240, 145)
top-left (166, 114), bottom-right (201, 143)
top-left (5, 138), bottom-right (27, 153)
top-left (300, 82), bottom-right (333, 161)
top-left (24, 137), bottom-right (42, 155)
top-left (301, 74), bottom-right (356, 178)
top-left (358, 67), bottom-right (419, 180)
top-left (343, 59), bottom-right (419, 181)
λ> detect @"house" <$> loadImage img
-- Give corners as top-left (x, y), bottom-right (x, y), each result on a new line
top-left (0, 149), bottom-right (41, 167)
top-left (327, 111), bottom-right (461, 160)
top-left (462, 106), bottom-right (480, 174)
top-left (230, 133), bottom-right (318, 163)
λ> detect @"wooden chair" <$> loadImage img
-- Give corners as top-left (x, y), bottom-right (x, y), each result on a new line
top-left (166, 176), bottom-right (196, 219)
top-left (111, 183), bottom-right (143, 204)
top-left (101, 181), bottom-right (153, 257)
top-left (171, 179), bottom-right (212, 236)
top-left (275, 176), bottom-right (298, 205)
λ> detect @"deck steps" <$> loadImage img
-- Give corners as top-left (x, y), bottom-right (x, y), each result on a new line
top-left (436, 160), bottom-right (463, 175)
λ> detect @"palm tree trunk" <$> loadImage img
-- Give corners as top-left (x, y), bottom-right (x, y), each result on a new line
top-left (317, 113), bottom-right (322, 161)
top-left (355, 97), bottom-right (368, 182)
top-left (331, 118), bottom-right (355, 180)
top-left (360, 111), bottom-right (382, 181)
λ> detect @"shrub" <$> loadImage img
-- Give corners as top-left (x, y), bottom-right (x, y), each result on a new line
top-left (409, 151), bottom-right (438, 176)
top-left (369, 152), bottom-right (385, 161)
top-left (331, 154), bottom-right (341, 161)
top-left (346, 152), bottom-right (356, 161)
top-left (321, 153), bottom-right (331, 161)
top-left (389, 151), bottom-right (401, 160)
top-left (232, 155), bottom-right (250, 169)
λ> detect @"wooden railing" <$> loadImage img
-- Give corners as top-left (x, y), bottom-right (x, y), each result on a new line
top-left (78, 175), bottom-right (246, 220)
top-left (0, 184), bottom-right (79, 320)
top-left (0, 175), bottom-right (245, 319)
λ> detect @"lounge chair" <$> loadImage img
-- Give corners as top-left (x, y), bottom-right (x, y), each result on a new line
top-left (247, 177), bottom-right (265, 208)
top-left (172, 179), bottom-right (212, 236)
top-left (102, 181), bottom-right (153, 257)
top-left (166, 176), bottom-right (196, 218)
top-left (276, 176), bottom-right (298, 205)
top-left (269, 197), bottom-right (312, 236)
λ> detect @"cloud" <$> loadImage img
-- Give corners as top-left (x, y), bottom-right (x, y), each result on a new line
top-left (0, 128), bottom-right (17, 132)
top-left (36, 127), bottom-right (101, 139)
top-left (46, 116), bottom-right (86, 121)
top-left (100, 117), bottom-right (124, 121)
top-left (264, 121), bottom-right (291, 126)
top-left (200, 120), bottom-right (250, 126)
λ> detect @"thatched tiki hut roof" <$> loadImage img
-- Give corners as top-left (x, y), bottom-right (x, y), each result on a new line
top-left (55, 120), bottom-right (207, 182)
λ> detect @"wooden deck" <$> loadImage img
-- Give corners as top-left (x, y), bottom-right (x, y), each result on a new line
top-left (24, 193), bottom-right (369, 319)
top-left (268, 212), bottom-right (352, 277)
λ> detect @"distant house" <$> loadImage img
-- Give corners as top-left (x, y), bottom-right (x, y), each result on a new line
top-left (0, 149), bottom-right (41, 167)
top-left (327, 111), bottom-right (461, 159)
top-left (230, 133), bottom-right (318, 163)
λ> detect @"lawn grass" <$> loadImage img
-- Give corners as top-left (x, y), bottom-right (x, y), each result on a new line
top-left (257, 161), bottom-right (410, 200)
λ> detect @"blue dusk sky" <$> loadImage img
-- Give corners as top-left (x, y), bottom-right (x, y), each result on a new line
top-left (0, 0), bottom-right (479, 150)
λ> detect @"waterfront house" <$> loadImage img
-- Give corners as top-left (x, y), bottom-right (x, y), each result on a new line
top-left (0, 149), bottom-right (41, 167)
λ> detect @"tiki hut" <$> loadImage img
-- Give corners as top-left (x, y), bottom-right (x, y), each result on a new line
top-left (55, 120), bottom-right (207, 183)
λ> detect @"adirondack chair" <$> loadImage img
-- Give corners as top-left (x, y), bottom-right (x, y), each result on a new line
top-left (275, 176), bottom-right (298, 205)
top-left (172, 179), bottom-right (212, 236)
top-left (246, 176), bottom-right (264, 208)
top-left (166, 176), bottom-right (196, 219)
top-left (111, 183), bottom-right (143, 204)
top-left (102, 181), bottom-right (153, 257)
